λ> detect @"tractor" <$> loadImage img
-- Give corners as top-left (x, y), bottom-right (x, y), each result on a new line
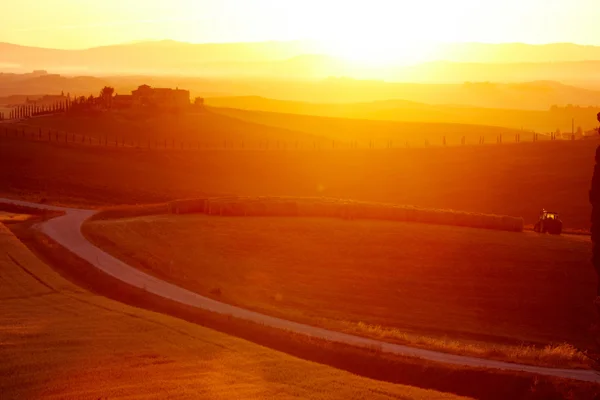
top-left (533, 209), bottom-right (563, 235)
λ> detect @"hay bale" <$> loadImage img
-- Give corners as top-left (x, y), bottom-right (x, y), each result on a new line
top-left (469, 213), bottom-right (487, 229)
top-left (435, 211), bottom-right (455, 226)
top-left (375, 204), bottom-right (395, 220)
top-left (404, 207), bottom-right (417, 222)
top-left (297, 200), bottom-right (319, 217)
top-left (390, 206), bottom-right (408, 222)
top-left (341, 201), bottom-right (361, 220)
top-left (500, 215), bottom-right (514, 231)
top-left (482, 215), bottom-right (503, 230)
top-left (296, 198), bottom-right (343, 219)
top-left (455, 212), bottom-right (474, 227)
top-left (283, 201), bottom-right (299, 216)
top-left (339, 202), bottom-right (351, 220)
top-left (414, 209), bottom-right (436, 224)
top-left (264, 201), bottom-right (282, 217)
top-left (513, 217), bottom-right (524, 232)
top-left (265, 200), bottom-right (298, 217)
top-left (359, 204), bottom-right (377, 220)
top-left (169, 198), bottom-right (208, 215)
top-left (219, 201), bottom-right (246, 216)
top-left (355, 202), bottom-right (390, 221)
top-left (206, 200), bottom-right (215, 215)
top-left (207, 199), bottom-right (222, 216)
top-left (246, 200), bottom-right (268, 216)
top-left (323, 201), bottom-right (341, 218)
top-left (189, 195), bottom-right (524, 234)
top-left (501, 216), bottom-right (524, 232)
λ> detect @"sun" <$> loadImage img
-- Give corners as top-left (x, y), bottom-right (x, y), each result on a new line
top-left (320, 36), bottom-right (437, 67)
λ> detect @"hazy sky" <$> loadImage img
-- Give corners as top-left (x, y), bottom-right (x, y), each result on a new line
top-left (2, 0), bottom-right (599, 52)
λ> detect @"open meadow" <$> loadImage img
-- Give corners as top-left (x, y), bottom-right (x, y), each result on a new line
top-left (0, 219), bottom-right (479, 400)
top-left (83, 213), bottom-right (594, 368)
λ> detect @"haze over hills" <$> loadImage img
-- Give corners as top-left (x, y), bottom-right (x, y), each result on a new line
top-left (1, 72), bottom-right (600, 110)
top-left (3, 40), bottom-right (600, 84)
top-left (432, 42), bottom-right (600, 63)
top-left (0, 40), bottom-right (320, 73)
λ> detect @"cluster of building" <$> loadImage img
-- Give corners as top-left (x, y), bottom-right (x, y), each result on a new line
top-left (113, 85), bottom-right (192, 109)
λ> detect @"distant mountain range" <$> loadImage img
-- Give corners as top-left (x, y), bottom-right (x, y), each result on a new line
top-left (2, 41), bottom-right (600, 84)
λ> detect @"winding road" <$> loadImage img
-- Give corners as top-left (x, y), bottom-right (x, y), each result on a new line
top-left (2, 197), bottom-right (599, 383)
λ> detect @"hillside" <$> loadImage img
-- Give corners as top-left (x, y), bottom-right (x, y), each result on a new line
top-left (17, 110), bottom-right (319, 145)
top-left (210, 107), bottom-right (527, 146)
top-left (206, 95), bottom-right (600, 133)
top-left (0, 135), bottom-right (597, 230)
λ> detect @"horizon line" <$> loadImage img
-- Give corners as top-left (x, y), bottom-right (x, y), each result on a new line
top-left (4, 39), bottom-right (600, 52)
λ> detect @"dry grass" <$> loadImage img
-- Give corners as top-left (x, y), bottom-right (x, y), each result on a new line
top-left (0, 211), bottom-right (32, 223)
top-left (341, 321), bottom-right (585, 367)
top-left (83, 214), bottom-right (596, 369)
top-left (0, 221), bottom-right (476, 400)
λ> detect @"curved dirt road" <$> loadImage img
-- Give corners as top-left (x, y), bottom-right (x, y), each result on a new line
top-left (2, 198), bottom-right (599, 383)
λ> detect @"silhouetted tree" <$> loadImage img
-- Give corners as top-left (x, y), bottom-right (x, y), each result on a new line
top-left (100, 86), bottom-right (115, 109)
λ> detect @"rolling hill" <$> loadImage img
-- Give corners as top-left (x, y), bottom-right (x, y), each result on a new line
top-left (209, 106), bottom-right (527, 146)
top-left (16, 109), bottom-right (320, 145)
top-left (206, 95), bottom-right (600, 133)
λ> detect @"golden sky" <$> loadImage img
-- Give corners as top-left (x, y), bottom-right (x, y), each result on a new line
top-left (3, 0), bottom-right (599, 62)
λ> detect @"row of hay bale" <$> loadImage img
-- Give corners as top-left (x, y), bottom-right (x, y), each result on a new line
top-left (168, 197), bottom-right (524, 232)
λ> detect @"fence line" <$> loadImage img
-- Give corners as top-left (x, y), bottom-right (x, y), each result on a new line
top-left (0, 124), bottom-right (582, 152)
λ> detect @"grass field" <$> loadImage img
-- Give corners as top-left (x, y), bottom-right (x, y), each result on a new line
top-left (0, 220), bottom-right (480, 400)
top-left (83, 214), bottom-right (595, 367)
top-left (0, 135), bottom-right (597, 230)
